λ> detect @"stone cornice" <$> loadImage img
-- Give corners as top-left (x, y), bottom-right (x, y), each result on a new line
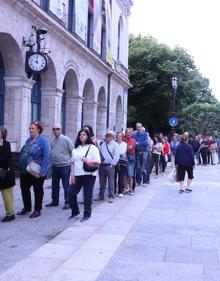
top-left (4, 76), bottom-right (35, 88)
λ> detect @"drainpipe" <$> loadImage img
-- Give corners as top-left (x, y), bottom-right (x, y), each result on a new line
top-left (106, 72), bottom-right (113, 129)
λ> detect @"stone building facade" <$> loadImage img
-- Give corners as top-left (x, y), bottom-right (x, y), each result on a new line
top-left (0, 0), bottom-right (132, 151)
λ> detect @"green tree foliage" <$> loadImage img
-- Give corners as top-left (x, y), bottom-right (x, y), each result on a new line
top-left (128, 35), bottom-right (217, 134)
top-left (179, 103), bottom-right (220, 136)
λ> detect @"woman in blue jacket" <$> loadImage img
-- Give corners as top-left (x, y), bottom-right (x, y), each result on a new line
top-left (175, 133), bottom-right (195, 193)
top-left (18, 121), bottom-right (51, 218)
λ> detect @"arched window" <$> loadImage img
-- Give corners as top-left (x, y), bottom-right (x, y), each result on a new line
top-left (31, 74), bottom-right (41, 122)
top-left (0, 51), bottom-right (5, 125)
top-left (101, 0), bottom-right (107, 60)
top-left (61, 81), bottom-right (66, 134)
top-left (68, 0), bottom-right (75, 32)
top-left (87, 0), bottom-right (94, 48)
top-left (40, 0), bottom-right (49, 11)
top-left (117, 17), bottom-right (123, 60)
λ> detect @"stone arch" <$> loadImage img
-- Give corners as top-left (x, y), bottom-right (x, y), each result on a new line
top-left (40, 56), bottom-right (59, 136)
top-left (96, 86), bottom-right (107, 139)
top-left (41, 56), bottom-right (57, 89)
top-left (62, 68), bottom-right (79, 140)
top-left (115, 95), bottom-right (123, 132)
top-left (82, 79), bottom-right (96, 131)
top-left (0, 32), bottom-right (24, 77)
top-left (0, 33), bottom-right (29, 149)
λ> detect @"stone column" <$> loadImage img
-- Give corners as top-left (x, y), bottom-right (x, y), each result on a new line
top-left (96, 105), bottom-right (107, 140)
top-left (82, 101), bottom-right (98, 134)
top-left (65, 95), bottom-right (84, 142)
top-left (4, 77), bottom-right (35, 151)
top-left (40, 87), bottom-right (63, 138)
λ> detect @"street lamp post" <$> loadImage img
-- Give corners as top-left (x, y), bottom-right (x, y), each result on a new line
top-left (171, 76), bottom-right (178, 114)
top-left (169, 77), bottom-right (178, 135)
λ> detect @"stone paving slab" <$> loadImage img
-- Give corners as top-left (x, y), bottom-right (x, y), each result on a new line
top-left (1, 165), bottom-right (220, 280)
top-left (97, 261), bottom-right (204, 281)
top-left (165, 247), bottom-right (219, 264)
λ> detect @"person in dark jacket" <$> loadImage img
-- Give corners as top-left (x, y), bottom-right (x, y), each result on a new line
top-left (191, 135), bottom-right (201, 165)
top-left (0, 127), bottom-right (16, 222)
top-left (175, 132), bottom-right (195, 193)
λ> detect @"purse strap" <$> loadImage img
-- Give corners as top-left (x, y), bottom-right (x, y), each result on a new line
top-left (85, 145), bottom-right (91, 157)
top-left (106, 142), bottom-right (113, 159)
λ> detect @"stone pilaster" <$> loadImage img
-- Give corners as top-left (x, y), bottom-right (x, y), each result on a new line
top-left (96, 105), bottom-right (107, 139)
top-left (66, 95), bottom-right (84, 142)
top-left (82, 101), bottom-right (98, 135)
top-left (4, 76), bottom-right (35, 151)
top-left (40, 87), bottom-right (64, 138)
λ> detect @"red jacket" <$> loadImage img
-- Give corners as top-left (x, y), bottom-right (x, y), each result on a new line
top-left (163, 143), bottom-right (170, 155)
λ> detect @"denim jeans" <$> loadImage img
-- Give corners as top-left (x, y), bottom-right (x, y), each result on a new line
top-left (69, 175), bottom-right (96, 217)
top-left (51, 165), bottom-right (71, 205)
top-left (136, 151), bottom-right (149, 184)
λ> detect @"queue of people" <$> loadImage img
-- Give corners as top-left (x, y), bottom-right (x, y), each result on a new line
top-left (1, 120), bottom-right (219, 223)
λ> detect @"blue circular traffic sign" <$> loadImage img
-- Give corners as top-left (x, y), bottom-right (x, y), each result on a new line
top-left (169, 117), bottom-right (178, 127)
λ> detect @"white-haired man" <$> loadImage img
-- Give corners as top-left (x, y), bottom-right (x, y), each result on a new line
top-left (46, 123), bottom-right (73, 209)
top-left (97, 130), bottom-right (120, 203)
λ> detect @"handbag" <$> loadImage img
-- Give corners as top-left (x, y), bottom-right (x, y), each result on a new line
top-left (0, 168), bottom-right (8, 179)
top-left (26, 161), bottom-right (41, 178)
top-left (83, 145), bottom-right (99, 172)
top-left (118, 156), bottom-right (128, 166)
top-left (167, 168), bottom-right (176, 183)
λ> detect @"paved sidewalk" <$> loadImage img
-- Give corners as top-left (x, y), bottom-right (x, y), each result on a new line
top-left (0, 165), bottom-right (220, 280)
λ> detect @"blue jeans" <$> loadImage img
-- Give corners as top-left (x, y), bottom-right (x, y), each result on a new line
top-left (51, 165), bottom-right (71, 205)
top-left (136, 151), bottom-right (150, 184)
top-left (69, 175), bottom-right (96, 217)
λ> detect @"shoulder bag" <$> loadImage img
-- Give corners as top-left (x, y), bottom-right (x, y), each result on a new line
top-left (0, 168), bottom-right (8, 179)
top-left (26, 161), bottom-right (41, 178)
top-left (83, 145), bottom-right (99, 172)
top-left (118, 156), bottom-right (128, 166)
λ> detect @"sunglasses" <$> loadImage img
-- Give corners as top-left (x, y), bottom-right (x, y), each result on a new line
top-left (52, 128), bottom-right (61, 131)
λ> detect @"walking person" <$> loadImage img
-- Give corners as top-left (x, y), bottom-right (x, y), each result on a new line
top-left (124, 128), bottom-right (136, 194)
top-left (150, 135), bottom-right (163, 178)
top-left (207, 137), bottom-right (214, 165)
top-left (210, 138), bottom-right (218, 165)
top-left (133, 123), bottom-right (149, 186)
top-left (161, 136), bottom-right (170, 174)
top-left (45, 123), bottom-right (73, 209)
top-left (115, 132), bottom-right (127, 197)
top-left (199, 137), bottom-right (208, 165)
top-left (98, 130), bottom-right (120, 203)
top-left (0, 127), bottom-right (16, 222)
top-left (170, 134), bottom-right (180, 167)
top-left (175, 133), bottom-right (195, 193)
top-left (68, 129), bottom-right (100, 222)
top-left (191, 135), bottom-right (201, 165)
top-left (18, 121), bottom-right (51, 218)
top-left (217, 137), bottom-right (220, 164)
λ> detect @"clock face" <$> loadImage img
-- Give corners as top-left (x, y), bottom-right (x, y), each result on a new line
top-left (28, 53), bottom-right (47, 72)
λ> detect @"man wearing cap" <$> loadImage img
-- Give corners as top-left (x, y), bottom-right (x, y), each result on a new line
top-left (45, 123), bottom-right (73, 209)
top-left (98, 130), bottom-right (120, 203)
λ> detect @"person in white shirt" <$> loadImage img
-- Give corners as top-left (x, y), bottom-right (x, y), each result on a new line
top-left (150, 135), bottom-right (163, 178)
top-left (68, 129), bottom-right (101, 222)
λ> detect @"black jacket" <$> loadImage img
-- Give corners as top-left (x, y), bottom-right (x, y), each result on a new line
top-left (0, 140), bottom-right (16, 189)
top-left (175, 142), bottom-right (195, 167)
